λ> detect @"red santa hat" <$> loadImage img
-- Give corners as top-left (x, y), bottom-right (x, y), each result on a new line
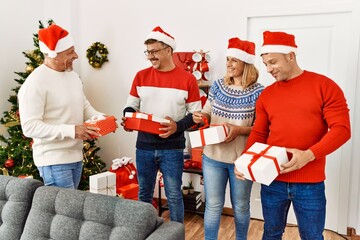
top-left (261, 31), bottom-right (297, 55)
top-left (38, 24), bottom-right (74, 58)
top-left (226, 37), bottom-right (256, 64)
top-left (146, 26), bottom-right (176, 50)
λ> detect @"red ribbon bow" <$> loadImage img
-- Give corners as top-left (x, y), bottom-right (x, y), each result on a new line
top-left (245, 145), bottom-right (281, 182)
top-left (198, 117), bottom-right (228, 146)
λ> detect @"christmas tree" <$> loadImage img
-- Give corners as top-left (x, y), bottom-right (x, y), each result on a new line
top-left (0, 20), bottom-right (106, 190)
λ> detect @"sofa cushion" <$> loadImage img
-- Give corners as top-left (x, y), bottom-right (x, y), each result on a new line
top-left (20, 186), bottom-right (164, 240)
top-left (0, 175), bottom-right (43, 240)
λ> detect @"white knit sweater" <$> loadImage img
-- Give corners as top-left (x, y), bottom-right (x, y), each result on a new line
top-left (18, 64), bottom-right (103, 167)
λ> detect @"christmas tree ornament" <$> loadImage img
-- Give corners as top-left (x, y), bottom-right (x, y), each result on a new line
top-left (26, 65), bottom-right (34, 73)
top-left (4, 159), bottom-right (14, 168)
top-left (83, 141), bottom-right (90, 150)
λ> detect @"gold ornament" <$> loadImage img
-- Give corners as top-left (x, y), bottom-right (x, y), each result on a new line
top-left (86, 146), bottom-right (99, 157)
top-left (83, 142), bottom-right (91, 150)
top-left (26, 65), bottom-right (34, 73)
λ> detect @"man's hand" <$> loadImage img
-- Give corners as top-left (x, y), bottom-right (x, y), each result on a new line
top-left (121, 116), bottom-right (133, 132)
top-left (75, 125), bottom-right (100, 140)
top-left (234, 166), bottom-right (246, 180)
top-left (192, 111), bottom-right (205, 124)
top-left (159, 116), bottom-right (177, 138)
top-left (280, 148), bottom-right (315, 174)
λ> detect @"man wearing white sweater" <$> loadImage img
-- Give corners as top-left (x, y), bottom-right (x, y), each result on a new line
top-left (18, 24), bottom-right (105, 189)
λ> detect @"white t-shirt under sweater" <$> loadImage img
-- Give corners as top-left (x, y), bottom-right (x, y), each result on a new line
top-left (18, 64), bottom-right (103, 167)
top-left (201, 78), bottom-right (264, 164)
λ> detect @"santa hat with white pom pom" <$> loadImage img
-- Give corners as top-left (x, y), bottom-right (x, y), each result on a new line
top-left (38, 24), bottom-right (74, 58)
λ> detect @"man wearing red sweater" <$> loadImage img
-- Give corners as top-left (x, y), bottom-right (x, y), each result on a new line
top-left (235, 31), bottom-right (351, 239)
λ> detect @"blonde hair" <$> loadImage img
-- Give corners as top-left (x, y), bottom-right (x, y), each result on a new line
top-left (224, 63), bottom-right (259, 88)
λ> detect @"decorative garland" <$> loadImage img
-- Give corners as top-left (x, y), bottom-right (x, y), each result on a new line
top-left (86, 42), bottom-right (109, 69)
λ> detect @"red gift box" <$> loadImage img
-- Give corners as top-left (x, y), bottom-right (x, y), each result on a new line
top-left (84, 115), bottom-right (117, 138)
top-left (118, 183), bottom-right (139, 199)
top-left (191, 147), bottom-right (203, 168)
top-left (124, 112), bottom-right (170, 135)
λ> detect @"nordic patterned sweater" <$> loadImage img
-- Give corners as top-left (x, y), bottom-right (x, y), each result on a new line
top-left (201, 78), bottom-right (264, 164)
top-left (245, 70), bottom-right (351, 183)
top-left (124, 66), bottom-right (201, 150)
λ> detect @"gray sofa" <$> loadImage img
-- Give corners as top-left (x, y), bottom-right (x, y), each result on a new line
top-left (0, 175), bottom-right (184, 240)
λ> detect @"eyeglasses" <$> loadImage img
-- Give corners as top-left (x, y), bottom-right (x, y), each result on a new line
top-left (144, 47), bottom-right (169, 56)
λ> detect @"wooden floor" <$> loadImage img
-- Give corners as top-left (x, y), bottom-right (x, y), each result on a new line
top-left (162, 210), bottom-right (350, 240)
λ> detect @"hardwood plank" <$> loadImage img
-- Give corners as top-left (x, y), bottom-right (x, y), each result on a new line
top-left (161, 210), bottom-right (350, 240)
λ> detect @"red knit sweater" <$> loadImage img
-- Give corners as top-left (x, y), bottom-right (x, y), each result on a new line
top-left (245, 70), bottom-right (351, 183)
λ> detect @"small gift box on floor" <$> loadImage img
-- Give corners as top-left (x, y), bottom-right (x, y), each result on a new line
top-left (89, 171), bottom-right (116, 196)
top-left (84, 115), bottom-right (117, 138)
top-left (118, 183), bottom-right (139, 199)
top-left (234, 142), bottom-right (289, 186)
top-left (189, 125), bottom-right (228, 148)
top-left (124, 112), bottom-right (170, 135)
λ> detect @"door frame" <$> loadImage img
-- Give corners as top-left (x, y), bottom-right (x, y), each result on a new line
top-left (239, 1), bottom-right (358, 234)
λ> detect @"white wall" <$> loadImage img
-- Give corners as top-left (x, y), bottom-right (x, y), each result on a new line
top-left (0, 0), bottom-right (44, 137)
top-left (0, 0), bottom-right (359, 233)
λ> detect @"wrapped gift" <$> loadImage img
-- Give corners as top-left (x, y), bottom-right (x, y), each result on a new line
top-left (84, 115), bottom-right (117, 138)
top-left (124, 112), bottom-right (170, 135)
top-left (118, 183), bottom-right (139, 199)
top-left (191, 147), bottom-right (203, 168)
top-left (109, 157), bottom-right (138, 194)
top-left (89, 171), bottom-right (116, 196)
top-left (189, 125), bottom-right (228, 148)
top-left (234, 142), bottom-right (289, 186)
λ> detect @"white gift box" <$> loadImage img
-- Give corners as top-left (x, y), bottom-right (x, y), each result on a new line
top-left (124, 112), bottom-right (169, 124)
top-left (234, 142), bottom-right (289, 186)
top-left (89, 171), bottom-right (116, 196)
top-left (189, 125), bottom-right (228, 148)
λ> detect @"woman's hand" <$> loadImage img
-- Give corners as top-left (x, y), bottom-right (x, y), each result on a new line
top-left (223, 123), bottom-right (251, 143)
top-left (192, 111), bottom-right (207, 124)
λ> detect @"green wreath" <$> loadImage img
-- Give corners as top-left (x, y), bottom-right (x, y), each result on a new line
top-left (86, 42), bottom-right (109, 69)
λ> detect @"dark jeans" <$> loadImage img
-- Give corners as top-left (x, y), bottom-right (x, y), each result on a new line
top-left (261, 180), bottom-right (326, 240)
top-left (136, 148), bottom-right (184, 223)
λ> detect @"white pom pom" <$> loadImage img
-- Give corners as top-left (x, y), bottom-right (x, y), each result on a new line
top-left (131, 170), bottom-right (136, 175)
top-left (48, 51), bottom-right (57, 58)
top-left (129, 175), bottom-right (134, 180)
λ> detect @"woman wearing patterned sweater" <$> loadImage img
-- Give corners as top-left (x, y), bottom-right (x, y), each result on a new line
top-left (193, 37), bottom-right (264, 240)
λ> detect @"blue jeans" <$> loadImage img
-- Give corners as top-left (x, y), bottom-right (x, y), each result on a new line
top-left (261, 181), bottom-right (326, 240)
top-left (203, 154), bottom-right (253, 240)
top-left (37, 161), bottom-right (83, 189)
top-left (136, 148), bottom-right (184, 223)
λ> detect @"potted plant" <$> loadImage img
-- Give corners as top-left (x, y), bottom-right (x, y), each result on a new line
top-left (182, 185), bottom-right (189, 195)
top-left (188, 181), bottom-right (194, 194)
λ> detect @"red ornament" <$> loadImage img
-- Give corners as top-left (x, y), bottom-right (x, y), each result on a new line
top-left (184, 160), bottom-right (191, 169)
top-left (191, 161), bottom-right (199, 169)
top-left (4, 159), bottom-right (14, 168)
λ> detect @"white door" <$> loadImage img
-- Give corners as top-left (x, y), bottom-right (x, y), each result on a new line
top-left (246, 11), bottom-right (352, 232)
